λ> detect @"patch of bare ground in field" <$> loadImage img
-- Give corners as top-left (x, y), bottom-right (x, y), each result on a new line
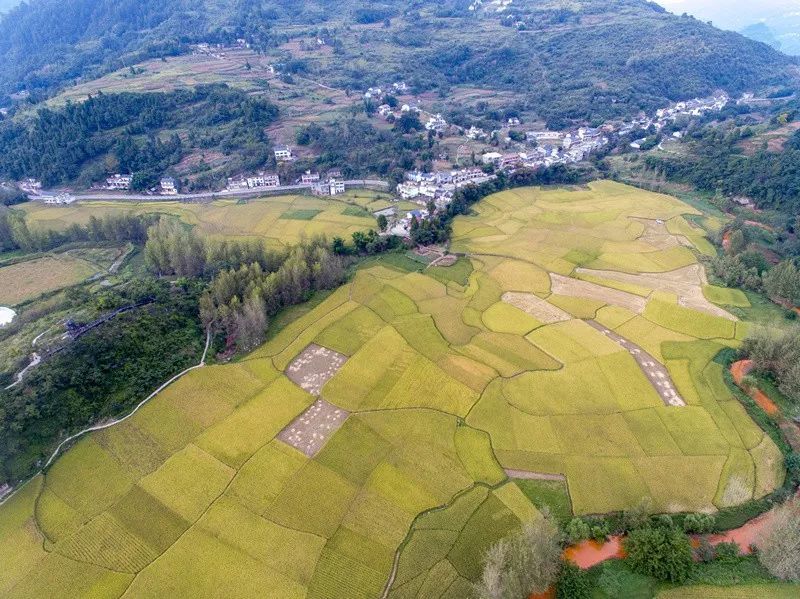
top-left (550, 274), bottom-right (646, 314)
top-left (576, 264), bottom-right (737, 320)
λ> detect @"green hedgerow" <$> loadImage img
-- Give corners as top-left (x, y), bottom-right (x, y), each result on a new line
top-left (556, 561), bottom-right (591, 599)
top-left (624, 526), bottom-right (694, 583)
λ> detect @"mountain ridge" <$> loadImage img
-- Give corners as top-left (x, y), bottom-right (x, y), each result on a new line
top-left (0, 0), bottom-right (797, 123)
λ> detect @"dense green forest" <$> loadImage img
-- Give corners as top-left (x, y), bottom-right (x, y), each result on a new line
top-left (0, 278), bottom-right (205, 483)
top-left (0, 84), bottom-right (278, 187)
top-left (644, 128), bottom-right (800, 215)
top-left (1, 0), bottom-right (795, 126)
top-left (294, 117), bottom-right (424, 182)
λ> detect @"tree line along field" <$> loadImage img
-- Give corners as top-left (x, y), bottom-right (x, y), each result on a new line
top-left (0, 181), bottom-right (786, 598)
top-left (18, 193), bottom-right (382, 249)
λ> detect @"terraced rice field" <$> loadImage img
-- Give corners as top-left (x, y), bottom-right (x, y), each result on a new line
top-left (0, 181), bottom-right (784, 598)
top-left (19, 194), bottom-right (377, 248)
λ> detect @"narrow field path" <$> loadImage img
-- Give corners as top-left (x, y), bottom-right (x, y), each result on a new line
top-left (0, 329), bottom-right (211, 507)
top-left (4, 352), bottom-right (41, 390)
top-left (504, 469), bottom-right (565, 481)
top-left (585, 319), bottom-right (686, 407)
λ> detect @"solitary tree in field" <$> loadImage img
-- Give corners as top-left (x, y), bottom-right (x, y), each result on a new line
top-left (475, 514), bottom-right (561, 599)
top-left (377, 214), bottom-right (388, 232)
top-left (759, 500), bottom-right (800, 581)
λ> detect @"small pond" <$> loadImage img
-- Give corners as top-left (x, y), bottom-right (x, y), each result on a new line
top-left (0, 307), bottom-right (16, 326)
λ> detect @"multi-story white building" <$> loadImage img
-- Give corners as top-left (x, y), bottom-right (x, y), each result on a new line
top-left (312, 178), bottom-right (346, 196)
top-left (160, 177), bottom-right (178, 195)
top-left (301, 171), bottom-right (321, 185)
top-left (274, 146), bottom-right (293, 162)
top-left (247, 173), bottom-right (280, 188)
top-left (106, 174), bottom-right (133, 190)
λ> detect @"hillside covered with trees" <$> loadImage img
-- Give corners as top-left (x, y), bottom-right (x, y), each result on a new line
top-left (0, 84), bottom-right (278, 189)
top-left (0, 0), bottom-right (795, 126)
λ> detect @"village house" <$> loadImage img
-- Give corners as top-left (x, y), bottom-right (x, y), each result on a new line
top-left (327, 169), bottom-right (343, 179)
top-left (160, 177), bottom-right (178, 195)
top-left (527, 131), bottom-right (564, 142)
top-left (466, 126), bottom-right (487, 140)
top-left (397, 182), bottom-right (421, 200)
top-left (106, 174), bottom-right (133, 190)
top-left (247, 173), bottom-right (280, 188)
top-left (312, 178), bottom-right (346, 196)
top-left (481, 152), bottom-right (503, 166)
top-left (43, 192), bottom-right (75, 205)
top-left (274, 146), bottom-right (293, 162)
top-left (19, 178), bottom-right (42, 194)
top-left (500, 153), bottom-right (524, 170)
top-left (300, 171), bottom-right (321, 185)
top-left (425, 114), bottom-right (448, 133)
top-left (227, 176), bottom-right (249, 191)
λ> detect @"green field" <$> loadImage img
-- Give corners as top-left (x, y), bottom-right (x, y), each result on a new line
top-left (0, 182), bottom-right (785, 597)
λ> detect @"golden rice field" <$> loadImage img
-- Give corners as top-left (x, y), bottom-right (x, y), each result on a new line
top-left (0, 253), bottom-right (100, 305)
top-left (0, 181), bottom-right (785, 598)
top-left (20, 193), bottom-right (380, 247)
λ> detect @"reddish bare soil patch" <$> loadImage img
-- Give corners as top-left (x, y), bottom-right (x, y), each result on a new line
top-left (730, 360), bottom-right (780, 416)
top-left (706, 511), bottom-right (773, 554)
top-left (722, 230), bottom-right (732, 251)
top-left (529, 587), bottom-right (556, 599)
top-left (564, 536), bottom-right (626, 569)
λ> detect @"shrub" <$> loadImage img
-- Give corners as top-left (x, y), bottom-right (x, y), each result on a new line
top-left (654, 514), bottom-right (674, 529)
top-left (758, 500), bottom-right (800, 580)
top-left (683, 513), bottom-right (715, 534)
top-left (694, 538), bottom-right (715, 563)
top-left (565, 518), bottom-right (592, 544)
top-left (714, 542), bottom-right (741, 563)
top-left (591, 524), bottom-right (609, 543)
top-left (624, 526), bottom-right (694, 583)
top-left (475, 515), bottom-right (562, 599)
top-left (556, 561), bottom-right (590, 599)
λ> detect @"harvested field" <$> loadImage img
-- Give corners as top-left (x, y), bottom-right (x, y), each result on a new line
top-left (0, 254), bottom-right (99, 305)
top-left (550, 273), bottom-right (646, 314)
top-left (285, 344), bottom-right (348, 396)
top-left (576, 264), bottom-right (737, 321)
top-left (502, 292), bottom-right (571, 323)
top-left (277, 399), bottom-right (349, 457)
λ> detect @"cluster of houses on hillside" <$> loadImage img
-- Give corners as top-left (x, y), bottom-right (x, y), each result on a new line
top-left (388, 168), bottom-right (498, 235)
top-left (381, 94), bottom-right (733, 237)
top-left (625, 94), bottom-right (730, 148)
